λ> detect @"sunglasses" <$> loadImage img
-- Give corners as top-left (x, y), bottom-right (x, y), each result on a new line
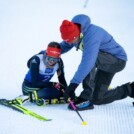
top-left (46, 56), bottom-right (59, 63)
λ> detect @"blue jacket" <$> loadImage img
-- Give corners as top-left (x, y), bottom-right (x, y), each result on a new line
top-left (60, 14), bottom-right (127, 84)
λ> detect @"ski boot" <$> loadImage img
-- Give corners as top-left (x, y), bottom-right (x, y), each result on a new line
top-left (58, 97), bottom-right (66, 104)
top-left (11, 95), bottom-right (30, 105)
top-left (35, 98), bottom-right (45, 106)
top-left (68, 97), bottom-right (94, 111)
top-left (31, 91), bottom-right (45, 106)
top-left (44, 97), bottom-right (65, 105)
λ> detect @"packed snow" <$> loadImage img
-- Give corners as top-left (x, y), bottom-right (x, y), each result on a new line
top-left (0, 0), bottom-right (134, 134)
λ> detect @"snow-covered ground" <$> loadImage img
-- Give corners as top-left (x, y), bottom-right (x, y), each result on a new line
top-left (0, 0), bottom-right (134, 134)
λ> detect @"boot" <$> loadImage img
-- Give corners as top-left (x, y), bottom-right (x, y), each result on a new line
top-left (68, 97), bottom-right (94, 111)
top-left (12, 95), bottom-right (30, 105)
top-left (130, 82), bottom-right (134, 97)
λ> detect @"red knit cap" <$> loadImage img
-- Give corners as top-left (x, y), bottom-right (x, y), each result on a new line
top-left (60, 20), bottom-right (80, 43)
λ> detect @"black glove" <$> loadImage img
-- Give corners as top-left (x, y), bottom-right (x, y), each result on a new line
top-left (63, 83), bottom-right (78, 102)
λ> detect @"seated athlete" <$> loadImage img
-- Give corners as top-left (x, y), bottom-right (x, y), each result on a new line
top-left (14, 41), bottom-right (67, 106)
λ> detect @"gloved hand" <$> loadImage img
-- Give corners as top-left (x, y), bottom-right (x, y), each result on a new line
top-left (53, 82), bottom-right (65, 91)
top-left (63, 83), bottom-right (78, 102)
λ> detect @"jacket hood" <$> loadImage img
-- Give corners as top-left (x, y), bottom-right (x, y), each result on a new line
top-left (71, 14), bottom-right (91, 34)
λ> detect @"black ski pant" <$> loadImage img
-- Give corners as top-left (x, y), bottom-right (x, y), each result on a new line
top-left (79, 51), bottom-right (132, 105)
top-left (22, 80), bottom-right (63, 100)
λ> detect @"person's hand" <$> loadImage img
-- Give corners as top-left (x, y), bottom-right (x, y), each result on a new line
top-left (53, 82), bottom-right (65, 90)
top-left (63, 83), bottom-right (78, 102)
top-left (53, 82), bottom-right (60, 89)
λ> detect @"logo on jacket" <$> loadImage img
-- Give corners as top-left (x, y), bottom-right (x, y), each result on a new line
top-left (45, 68), bottom-right (53, 73)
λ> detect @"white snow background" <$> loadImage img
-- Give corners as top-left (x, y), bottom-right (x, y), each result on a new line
top-left (0, 0), bottom-right (134, 134)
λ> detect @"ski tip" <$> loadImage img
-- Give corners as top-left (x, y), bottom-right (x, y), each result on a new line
top-left (82, 121), bottom-right (87, 125)
top-left (47, 119), bottom-right (52, 121)
top-left (42, 119), bottom-right (52, 121)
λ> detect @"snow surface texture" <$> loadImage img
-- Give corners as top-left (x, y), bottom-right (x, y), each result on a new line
top-left (0, 0), bottom-right (134, 134)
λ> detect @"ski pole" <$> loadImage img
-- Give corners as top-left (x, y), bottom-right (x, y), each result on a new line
top-left (83, 0), bottom-right (89, 8)
top-left (60, 88), bottom-right (87, 125)
top-left (67, 98), bottom-right (87, 125)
